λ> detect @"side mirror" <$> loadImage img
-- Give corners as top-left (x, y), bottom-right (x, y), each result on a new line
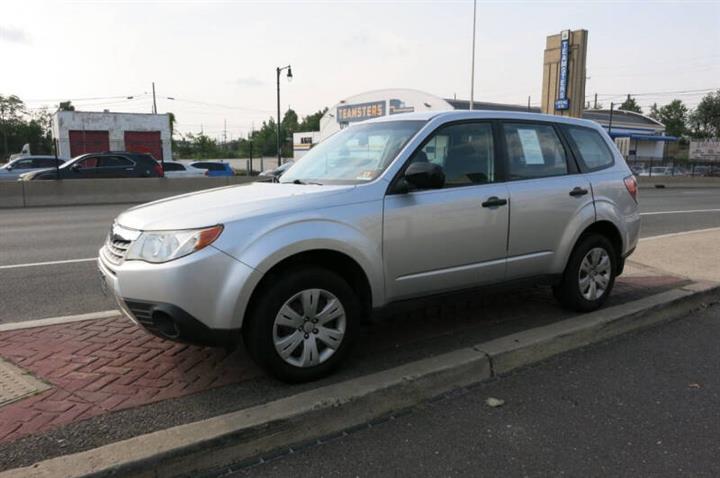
top-left (403, 162), bottom-right (445, 190)
top-left (71, 163), bottom-right (81, 171)
top-left (5, 165), bottom-right (12, 171)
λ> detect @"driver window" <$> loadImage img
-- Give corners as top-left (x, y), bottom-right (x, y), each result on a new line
top-left (410, 122), bottom-right (495, 187)
top-left (15, 159), bottom-right (34, 169)
top-left (78, 157), bottom-right (100, 168)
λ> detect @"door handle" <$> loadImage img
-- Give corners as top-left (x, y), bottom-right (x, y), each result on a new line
top-left (569, 187), bottom-right (589, 197)
top-left (482, 196), bottom-right (508, 208)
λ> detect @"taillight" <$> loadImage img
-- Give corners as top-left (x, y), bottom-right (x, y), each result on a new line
top-left (624, 175), bottom-right (638, 203)
top-left (204, 170), bottom-right (209, 176)
top-left (154, 163), bottom-right (164, 177)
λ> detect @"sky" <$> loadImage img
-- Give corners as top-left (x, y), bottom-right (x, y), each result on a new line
top-left (2, 0), bottom-right (719, 140)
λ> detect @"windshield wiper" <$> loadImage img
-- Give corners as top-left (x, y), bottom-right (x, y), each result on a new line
top-left (282, 179), bottom-right (323, 186)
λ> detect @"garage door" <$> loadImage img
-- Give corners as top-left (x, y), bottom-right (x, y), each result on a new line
top-left (124, 131), bottom-right (163, 161)
top-left (68, 130), bottom-right (110, 157)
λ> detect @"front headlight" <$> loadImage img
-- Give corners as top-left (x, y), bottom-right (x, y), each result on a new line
top-left (125, 225), bottom-right (223, 263)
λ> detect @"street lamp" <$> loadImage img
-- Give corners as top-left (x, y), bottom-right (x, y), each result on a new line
top-left (276, 64), bottom-right (292, 165)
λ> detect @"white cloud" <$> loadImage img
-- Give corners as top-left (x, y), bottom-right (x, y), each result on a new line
top-left (0, 26), bottom-right (30, 45)
top-left (234, 76), bottom-right (265, 87)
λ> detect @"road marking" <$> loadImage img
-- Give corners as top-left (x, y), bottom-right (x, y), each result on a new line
top-left (0, 257), bottom-right (97, 270)
top-left (0, 310), bottom-right (120, 332)
top-left (640, 226), bottom-right (720, 242)
top-left (640, 208), bottom-right (720, 216)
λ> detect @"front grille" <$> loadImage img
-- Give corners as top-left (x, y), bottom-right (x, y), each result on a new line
top-left (103, 237), bottom-right (131, 265)
top-left (102, 223), bottom-right (141, 266)
top-left (124, 300), bottom-right (154, 326)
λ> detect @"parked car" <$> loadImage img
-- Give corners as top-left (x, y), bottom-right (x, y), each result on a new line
top-left (258, 160), bottom-right (295, 180)
top-left (0, 156), bottom-right (66, 181)
top-left (19, 152), bottom-right (164, 180)
top-left (99, 111), bottom-right (640, 382)
top-left (161, 161), bottom-right (206, 178)
top-left (188, 161), bottom-right (234, 177)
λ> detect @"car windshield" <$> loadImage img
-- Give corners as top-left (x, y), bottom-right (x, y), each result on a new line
top-left (280, 120), bottom-right (425, 185)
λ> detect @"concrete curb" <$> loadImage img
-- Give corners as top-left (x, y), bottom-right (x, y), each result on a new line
top-left (2, 281), bottom-right (718, 478)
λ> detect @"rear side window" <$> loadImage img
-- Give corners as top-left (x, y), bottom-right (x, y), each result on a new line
top-left (502, 123), bottom-right (568, 180)
top-left (100, 156), bottom-right (133, 167)
top-left (13, 159), bottom-right (34, 169)
top-left (565, 126), bottom-right (614, 171)
top-left (34, 158), bottom-right (60, 168)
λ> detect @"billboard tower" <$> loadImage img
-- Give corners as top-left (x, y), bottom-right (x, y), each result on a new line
top-left (541, 29), bottom-right (588, 118)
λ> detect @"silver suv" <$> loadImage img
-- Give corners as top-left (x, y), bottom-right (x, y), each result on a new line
top-left (99, 111), bottom-right (640, 382)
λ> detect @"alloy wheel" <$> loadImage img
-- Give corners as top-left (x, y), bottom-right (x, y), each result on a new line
top-left (578, 247), bottom-right (612, 301)
top-left (272, 288), bottom-right (347, 368)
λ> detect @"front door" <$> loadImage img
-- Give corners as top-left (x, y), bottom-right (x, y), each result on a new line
top-left (70, 156), bottom-right (104, 179)
top-left (383, 121), bottom-right (509, 301)
top-left (500, 121), bottom-right (594, 279)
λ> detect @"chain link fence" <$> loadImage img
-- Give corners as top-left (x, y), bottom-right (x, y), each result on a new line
top-left (625, 157), bottom-right (720, 177)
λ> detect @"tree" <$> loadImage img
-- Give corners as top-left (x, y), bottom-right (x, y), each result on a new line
top-left (654, 100), bottom-right (688, 138)
top-left (648, 103), bottom-right (660, 120)
top-left (0, 95), bottom-right (27, 158)
top-left (619, 95), bottom-right (643, 114)
top-left (299, 108), bottom-right (328, 131)
top-left (58, 101), bottom-right (75, 111)
top-left (689, 90), bottom-right (720, 138)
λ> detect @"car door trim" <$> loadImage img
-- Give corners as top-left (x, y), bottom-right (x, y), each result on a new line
top-left (396, 256), bottom-right (507, 282)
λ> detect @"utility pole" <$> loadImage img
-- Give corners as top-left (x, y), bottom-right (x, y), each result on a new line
top-left (608, 102), bottom-right (614, 136)
top-left (594, 93), bottom-right (598, 109)
top-left (527, 96), bottom-right (531, 112)
top-left (152, 82), bottom-right (157, 114)
top-left (469, 0), bottom-right (477, 110)
top-left (223, 119), bottom-right (227, 150)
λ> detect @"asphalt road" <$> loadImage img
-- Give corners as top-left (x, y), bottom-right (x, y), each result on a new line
top-left (0, 188), bottom-right (719, 324)
top-left (227, 303), bottom-right (720, 478)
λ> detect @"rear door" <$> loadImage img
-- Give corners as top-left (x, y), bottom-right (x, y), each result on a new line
top-left (501, 121), bottom-right (594, 279)
top-left (97, 155), bottom-right (135, 177)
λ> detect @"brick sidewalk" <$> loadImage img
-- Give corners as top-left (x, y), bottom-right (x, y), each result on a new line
top-left (0, 274), bottom-right (688, 445)
top-left (0, 318), bottom-right (256, 443)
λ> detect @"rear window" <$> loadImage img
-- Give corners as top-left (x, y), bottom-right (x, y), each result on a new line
top-left (565, 126), bottom-right (614, 171)
top-left (163, 163), bottom-right (186, 171)
top-left (192, 162), bottom-right (226, 171)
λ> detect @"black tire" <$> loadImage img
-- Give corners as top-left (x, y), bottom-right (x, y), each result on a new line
top-left (553, 234), bottom-right (617, 312)
top-left (243, 266), bottom-right (360, 383)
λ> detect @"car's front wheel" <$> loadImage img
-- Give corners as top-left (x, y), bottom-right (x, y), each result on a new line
top-left (243, 267), bottom-right (360, 383)
top-left (554, 234), bottom-right (617, 312)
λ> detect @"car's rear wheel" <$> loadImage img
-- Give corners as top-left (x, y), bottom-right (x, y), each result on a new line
top-left (554, 234), bottom-right (617, 312)
top-left (243, 267), bottom-right (360, 383)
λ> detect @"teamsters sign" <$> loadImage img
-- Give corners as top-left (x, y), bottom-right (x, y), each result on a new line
top-left (555, 30), bottom-right (570, 111)
top-left (337, 101), bottom-right (386, 123)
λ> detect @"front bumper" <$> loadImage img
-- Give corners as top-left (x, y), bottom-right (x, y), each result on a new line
top-left (98, 244), bottom-right (256, 345)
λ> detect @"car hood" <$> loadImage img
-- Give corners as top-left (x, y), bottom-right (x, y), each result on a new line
top-left (116, 182), bottom-right (358, 231)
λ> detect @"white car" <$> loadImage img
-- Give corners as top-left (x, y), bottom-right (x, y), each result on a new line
top-left (161, 161), bottom-right (207, 178)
